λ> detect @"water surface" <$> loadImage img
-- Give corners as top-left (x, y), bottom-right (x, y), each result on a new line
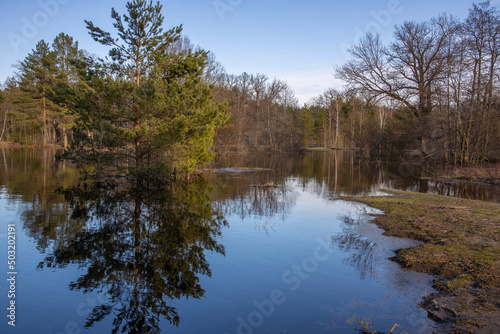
top-left (1, 149), bottom-right (497, 333)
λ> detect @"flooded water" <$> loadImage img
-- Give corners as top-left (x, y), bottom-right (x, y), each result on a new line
top-left (1, 149), bottom-right (498, 334)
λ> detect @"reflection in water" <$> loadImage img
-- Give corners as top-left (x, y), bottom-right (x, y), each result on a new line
top-left (208, 151), bottom-right (500, 202)
top-left (25, 178), bottom-right (226, 333)
top-left (326, 205), bottom-right (437, 334)
top-left (0, 148), bottom-right (79, 202)
top-left (209, 151), bottom-right (387, 198)
top-left (0, 148), bottom-right (496, 333)
top-left (332, 212), bottom-right (377, 280)
top-left (1, 148), bottom-right (84, 253)
top-left (210, 175), bottom-right (299, 223)
top-left (334, 233), bottom-right (377, 280)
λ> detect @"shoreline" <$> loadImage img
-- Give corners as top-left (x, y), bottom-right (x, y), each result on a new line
top-left (344, 190), bottom-right (500, 333)
top-left (0, 141), bottom-right (65, 149)
top-left (435, 164), bottom-right (500, 187)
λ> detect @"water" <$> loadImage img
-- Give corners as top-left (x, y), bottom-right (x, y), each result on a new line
top-left (1, 148), bottom-right (498, 334)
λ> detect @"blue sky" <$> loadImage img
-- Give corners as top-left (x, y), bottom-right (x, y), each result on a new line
top-left (1, 0), bottom-right (496, 104)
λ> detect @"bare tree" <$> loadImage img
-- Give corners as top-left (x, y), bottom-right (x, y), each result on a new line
top-left (337, 15), bottom-right (458, 119)
top-left (461, 1), bottom-right (500, 162)
top-left (336, 15), bottom-right (458, 157)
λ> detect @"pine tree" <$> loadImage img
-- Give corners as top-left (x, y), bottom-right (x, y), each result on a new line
top-left (14, 35), bottom-right (85, 147)
top-left (49, 33), bottom-right (85, 147)
top-left (63, 0), bottom-right (228, 180)
top-left (16, 40), bottom-right (57, 146)
top-left (52, 33), bottom-right (85, 85)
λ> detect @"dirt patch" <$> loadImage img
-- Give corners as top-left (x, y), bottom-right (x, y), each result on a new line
top-left (344, 190), bottom-right (500, 333)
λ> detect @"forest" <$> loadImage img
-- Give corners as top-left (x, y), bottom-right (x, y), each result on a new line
top-left (0, 1), bottom-right (499, 178)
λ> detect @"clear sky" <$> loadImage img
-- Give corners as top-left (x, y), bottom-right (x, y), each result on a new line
top-left (1, 0), bottom-right (497, 104)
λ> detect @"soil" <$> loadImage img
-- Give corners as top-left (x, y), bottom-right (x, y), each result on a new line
top-left (344, 190), bottom-right (500, 333)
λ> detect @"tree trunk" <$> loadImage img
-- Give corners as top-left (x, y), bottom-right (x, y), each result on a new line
top-left (62, 128), bottom-right (68, 148)
top-left (135, 119), bottom-right (141, 170)
top-left (42, 87), bottom-right (47, 147)
top-left (481, 54), bottom-right (498, 162)
top-left (0, 112), bottom-right (7, 141)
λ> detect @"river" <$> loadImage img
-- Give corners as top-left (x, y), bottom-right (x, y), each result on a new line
top-left (0, 148), bottom-right (498, 333)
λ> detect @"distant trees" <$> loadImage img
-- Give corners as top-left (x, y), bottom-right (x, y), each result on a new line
top-left (0, 34), bottom-right (84, 146)
top-left (16, 40), bottom-right (55, 146)
top-left (293, 90), bottom-right (389, 157)
top-left (451, 1), bottom-right (500, 163)
top-left (211, 72), bottom-right (299, 154)
top-left (336, 1), bottom-right (500, 164)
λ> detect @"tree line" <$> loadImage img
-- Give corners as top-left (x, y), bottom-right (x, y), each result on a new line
top-left (1, 0), bottom-right (228, 180)
top-left (210, 0), bottom-right (500, 164)
top-left (336, 1), bottom-right (500, 164)
top-left (1, 0), bottom-right (499, 178)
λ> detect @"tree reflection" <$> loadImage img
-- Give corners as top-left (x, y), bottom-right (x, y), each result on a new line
top-left (212, 181), bottom-right (298, 223)
top-left (29, 178), bottom-right (226, 333)
top-left (332, 213), bottom-right (377, 280)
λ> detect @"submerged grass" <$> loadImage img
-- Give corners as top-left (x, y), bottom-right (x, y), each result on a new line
top-left (344, 190), bottom-right (500, 333)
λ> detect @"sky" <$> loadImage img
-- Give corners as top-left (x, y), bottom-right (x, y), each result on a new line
top-left (1, 0), bottom-right (498, 104)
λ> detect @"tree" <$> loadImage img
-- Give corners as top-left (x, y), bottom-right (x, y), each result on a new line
top-left (11, 34), bottom-right (85, 147)
top-left (63, 0), bottom-right (228, 179)
top-left (461, 1), bottom-right (500, 162)
top-left (312, 89), bottom-right (345, 148)
top-left (49, 33), bottom-right (86, 148)
top-left (84, 0), bottom-right (182, 172)
top-left (336, 15), bottom-right (459, 157)
top-left (0, 85), bottom-right (7, 142)
top-left (295, 107), bottom-right (315, 147)
top-left (337, 15), bottom-right (458, 120)
top-left (16, 40), bottom-right (57, 146)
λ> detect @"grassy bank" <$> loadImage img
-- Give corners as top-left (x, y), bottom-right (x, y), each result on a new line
top-left (345, 190), bottom-right (500, 333)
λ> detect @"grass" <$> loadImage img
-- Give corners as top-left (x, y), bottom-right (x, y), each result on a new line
top-left (344, 190), bottom-right (500, 333)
